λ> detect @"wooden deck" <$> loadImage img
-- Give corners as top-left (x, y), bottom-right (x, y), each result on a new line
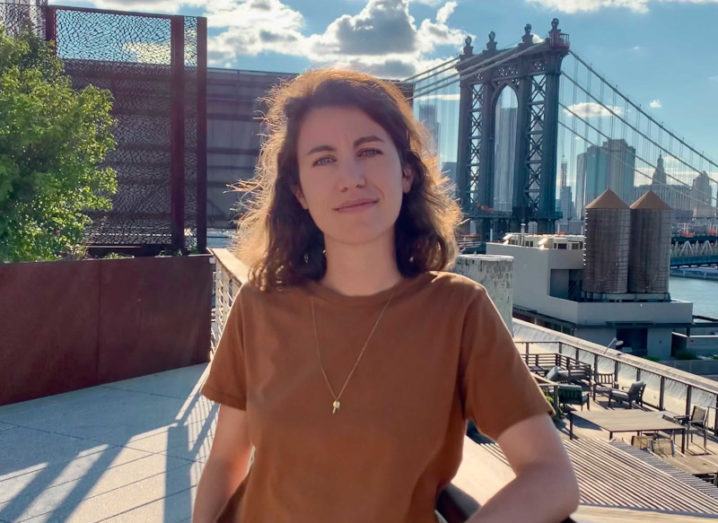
top-left (567, 390), bottom-right (717, 457)
top-left (451, 385), bottom-right (718, 521)
top-left (453, 435), bottom-right (718, 521)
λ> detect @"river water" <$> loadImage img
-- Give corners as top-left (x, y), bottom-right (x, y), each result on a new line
top-left (669, 277), bottom-right (718, 318)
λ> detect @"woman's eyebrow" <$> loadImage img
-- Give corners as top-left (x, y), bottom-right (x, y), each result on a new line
top-left (353, 135), bottom-right (384, 148)
top-left (305, 135), bottom-right (385, 157)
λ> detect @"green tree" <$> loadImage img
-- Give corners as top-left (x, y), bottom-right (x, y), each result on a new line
top-left (0, 26), bottom-right (116, 262)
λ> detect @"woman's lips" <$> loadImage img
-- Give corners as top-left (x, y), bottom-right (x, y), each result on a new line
top-left (335, 201), bottom-right (378, 213)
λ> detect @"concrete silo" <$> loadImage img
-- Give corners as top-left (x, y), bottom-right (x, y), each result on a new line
top-left (628, 190), bottom-right (672, 294)
top-left (583, 189), bottom-right (631, 297)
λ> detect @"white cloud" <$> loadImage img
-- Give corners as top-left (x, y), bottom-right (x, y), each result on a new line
top-left (53, 0), bottom-right (469, 78)
top-left (308, 0), bottom-right (418, 56)
top-left (526, 0), bottom-right (718, 13)
top-left (436, 1), bottom-right (457, 24)
top-left (206, 0), bottom-right (469, 78)
top-left (710, 75), bottom-right (718, 82)
top-left (204, 0), bottom-right (305, 64)
top-left (563, 102), bottom-right (624, 118)
top-left (122, 42), bottom-right (171, 64)
top-left (649, 99), bottom-right (662, 109)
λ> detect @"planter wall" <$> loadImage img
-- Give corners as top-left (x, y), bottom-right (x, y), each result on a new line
top-left (0, 254), bottom-right (212, 405)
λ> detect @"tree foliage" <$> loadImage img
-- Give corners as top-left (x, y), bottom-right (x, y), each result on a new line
top-left (0, 26), bottom-right (116, 262)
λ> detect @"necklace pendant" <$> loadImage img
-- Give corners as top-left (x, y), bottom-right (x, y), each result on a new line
top-left (332, 400), bottom-right (341, 414)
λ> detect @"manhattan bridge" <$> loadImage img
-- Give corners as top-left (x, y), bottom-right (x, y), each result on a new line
top-left (405, 20), bottom-right (718, 266)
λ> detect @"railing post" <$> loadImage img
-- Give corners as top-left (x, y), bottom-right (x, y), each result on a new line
top-left (524, 341), bottom-right (529, 358)
top-left (636, 368), bottom-right (641, 381)
top-left (44, 6), bottom-right (57, 46)
top-left (614, 360), bottom-right (619, 384)
top-left (558, 341), bottom-right (563, 355)
top-left (575, 346), bottom-right (580, 362)
top-left (170, 15), bottom-right (186, 252)
top-left (196, 16), bottom-right (208, 253)
top-left (685, 386), bottom-right (692, 418)
top-left (593, 354), bottom-right (598, 376)
top-left (714, 396), bottom-right (718, 435)
top-left (659, 376), bottom-right (665, 411)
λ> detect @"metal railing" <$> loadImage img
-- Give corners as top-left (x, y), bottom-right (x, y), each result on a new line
top-left (517, 340), bottom-right (718, 435)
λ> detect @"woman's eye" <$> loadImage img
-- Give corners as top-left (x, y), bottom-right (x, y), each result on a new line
top-left (358, 148), bottom-right (382, 158)
top-left (312, 156), bottom-right (335, 167)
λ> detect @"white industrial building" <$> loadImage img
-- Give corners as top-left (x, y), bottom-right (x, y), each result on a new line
top-left (487, 232), bottom-right (693, 359)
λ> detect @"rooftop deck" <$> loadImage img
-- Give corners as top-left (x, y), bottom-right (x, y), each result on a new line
top-left (2, 360), bottom-right (718, 522)
top-left (3, 250), bottom-right (717, 521)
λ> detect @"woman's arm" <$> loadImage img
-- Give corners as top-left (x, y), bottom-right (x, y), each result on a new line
top-left (467, 414), bottom-right (580, 523)
top-left (192, 405), bottom-right (253, 523)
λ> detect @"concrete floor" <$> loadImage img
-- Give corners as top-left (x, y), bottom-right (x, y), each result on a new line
top-left (0, 365), bottom-right (214, 522)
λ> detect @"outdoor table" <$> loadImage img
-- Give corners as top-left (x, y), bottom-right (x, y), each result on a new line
top-left (568, 409), bottom-right (687, 453)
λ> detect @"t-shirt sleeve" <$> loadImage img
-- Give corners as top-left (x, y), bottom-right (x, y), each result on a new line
top-left (201, 288), bottom-right (247, 410)
top-left (459, 286), bottom-right (553, 441)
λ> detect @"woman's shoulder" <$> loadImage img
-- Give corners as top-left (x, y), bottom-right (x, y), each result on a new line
top-left (425, 270), bottom-right (487, 294)
top-left (421, 270), bottom-right (489, 305)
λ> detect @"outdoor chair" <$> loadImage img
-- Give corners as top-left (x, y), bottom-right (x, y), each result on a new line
top-left (557, 384), bottom-right (590, 411)
top-left (672, 406), bottom-right (709, 452)
top-left (546, 366), bottom-right (570, 383)
top-left (566, 366), bottom-right (592, 388)
top-left (607, 381), bottom-right (645, 409)
top-left (650, 436), bottom-right (675, 457)
top-left (592, 371), bottom-right (617, 400)
top-left (631, 434), bottom-right (653, 451)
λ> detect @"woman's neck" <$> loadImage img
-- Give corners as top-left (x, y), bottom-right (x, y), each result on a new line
top-left (319, 235), bottom-right (404, 297)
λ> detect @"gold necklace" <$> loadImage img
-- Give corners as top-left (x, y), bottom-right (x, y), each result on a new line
top-left (310, 283), bottom-right (399, 415)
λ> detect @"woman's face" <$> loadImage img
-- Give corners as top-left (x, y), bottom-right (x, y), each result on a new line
top-left (293, 105), bottom-right (413, 247)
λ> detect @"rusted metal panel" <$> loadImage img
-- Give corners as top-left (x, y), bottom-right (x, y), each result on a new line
top-left (0, 255), bottom-right (212, 406)
top-left (0, 260), bottom-right (100, 405)
top-left (97, 255), bottom-right (211, 382)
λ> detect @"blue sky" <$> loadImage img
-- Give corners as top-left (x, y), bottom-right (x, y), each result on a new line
top-left (48, 0), bottom-right (718, 171)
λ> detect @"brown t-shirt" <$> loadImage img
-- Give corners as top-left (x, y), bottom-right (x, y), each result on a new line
top-left (200, 270), bottom-right (551, 523)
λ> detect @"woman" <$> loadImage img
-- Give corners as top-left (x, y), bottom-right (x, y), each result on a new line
top-left (192, 69), bottom-right (579, 523)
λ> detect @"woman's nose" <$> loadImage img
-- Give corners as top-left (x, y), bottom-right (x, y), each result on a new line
top-left (338, 157), bottom-right (367, 188)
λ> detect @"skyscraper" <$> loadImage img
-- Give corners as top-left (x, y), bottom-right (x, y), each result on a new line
top-left (604, 139), bottom-right (636, 205)
top-left (558, 157), bottom-right (575, 221)
top-left (692, 170), bottom-right (715, 219)
top-left (493, 106), bottom-right (517, 212)
top-left (575, 139), bottom-right (636, 218)
top-left (651, 154), bottom-right (670, 204)
top-left (418, 104), bottom-right (440, 155)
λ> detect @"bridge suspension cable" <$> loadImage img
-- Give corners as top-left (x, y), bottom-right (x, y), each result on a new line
top-left (407, 45), bottom-right (535, 100)
top-left (561, 51), bottom-right (718, 199)
top-left (568, 50), bottom-right (718, 176)
top-left (560, 68), bottom-right (718, 196)
top-left (561, 102), bottom-right (702, 194)
top-left (401, 56), bottom-right (459, 84)
top-left (558, 119), bottom-right (715, 212)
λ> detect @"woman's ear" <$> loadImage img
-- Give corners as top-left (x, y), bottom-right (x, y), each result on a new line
top-left (292, 184), bottom-right (308, 210)
top-left (402, 165), bottom-right (415, 194)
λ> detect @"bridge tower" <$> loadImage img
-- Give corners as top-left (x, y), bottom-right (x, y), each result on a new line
top-left (456, 19), bottom-right (569, 239)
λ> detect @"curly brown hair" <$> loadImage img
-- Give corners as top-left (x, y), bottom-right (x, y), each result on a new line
top-left (231, 68), bottom-right (462, 291)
